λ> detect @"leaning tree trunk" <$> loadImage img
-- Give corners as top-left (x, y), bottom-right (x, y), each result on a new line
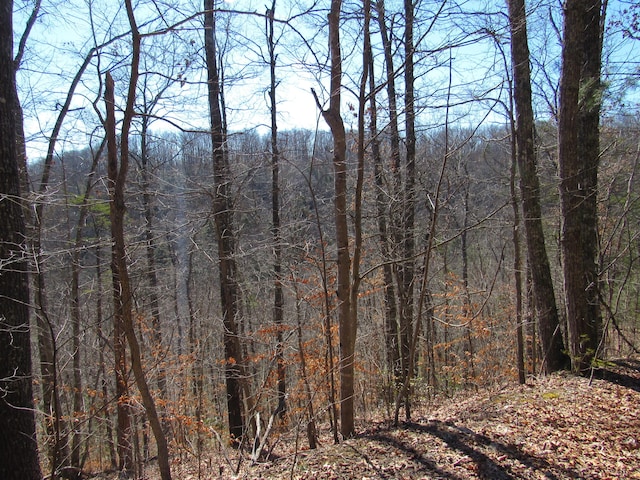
top-left (508, 0), bottom-right (568, 373)
top-left (105, 2), bottom-right (172, 477)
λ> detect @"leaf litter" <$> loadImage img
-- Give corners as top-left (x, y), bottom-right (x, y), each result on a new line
top-left (89, 359), bottom-right (640, 479)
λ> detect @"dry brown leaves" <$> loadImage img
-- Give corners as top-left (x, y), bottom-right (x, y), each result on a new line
top-left (248, 361), bottom-right (640, 480)
top-left (89, 360), bottom-right (640, 479)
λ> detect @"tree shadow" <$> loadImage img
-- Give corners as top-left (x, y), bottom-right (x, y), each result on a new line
top-left (591, 359), bottom-right (640, 392)
top-left (349, 434), bottom-right (464, 480)
top-left (361, 419), bottom-right (585, 479)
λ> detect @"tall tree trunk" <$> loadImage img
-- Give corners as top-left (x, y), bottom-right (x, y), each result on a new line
top-left (375, 0), bottom-right (403, 386)
top-left (266, 1), bottom-right (286, 418)
top-left (400, 0), bottom-right (417, 418)
top-left (461, 176), bottom-right (477, 388)
top-left (94, 240), bottom-right (118, 470)
top-left (69, 141), bottom-right (104, 473)
top-left (140, 117), bottom-right (168, 423)
top-left (313, 0), bottom-right (354, 439)
top-left (559, 0), bottom-right (604, 373)
top-left (105, 73), bottom-right (134, 476)
top-left (367, 2), bottom-right (399, 404)
top-left (0, 2), bottom-right (42, 477)
top-left (204, 0), bottom-right (245, 444)
top-left (105, 3), bottom-right (172, 477)
top-left (508, 0), bottom-right (568, 373)
top-left (506, 57), bottom-right (526, 384)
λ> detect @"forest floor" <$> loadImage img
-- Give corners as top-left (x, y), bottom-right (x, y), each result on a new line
top-left (89, 358), bottom-right (640, 480)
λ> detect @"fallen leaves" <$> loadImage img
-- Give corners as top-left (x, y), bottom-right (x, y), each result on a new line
top-left (251, 361), bottom-right (640, 479)
top-left (88, 359), bottom-right (640, 479)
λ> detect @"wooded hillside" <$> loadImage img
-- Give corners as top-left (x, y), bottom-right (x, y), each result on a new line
top-left (1, 1), bottom-right (639, 479)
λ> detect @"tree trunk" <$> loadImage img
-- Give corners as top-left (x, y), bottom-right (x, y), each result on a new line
top-left (105, 4), bottom-right (172, 476)
top-left (0, 2), bottom-right (42, 477)
top-left (506, 59), bottom-right (526, 384)
top-left (367, 3), bottom-right (399, 404)
top-left (204, 0), bottom-right (245, 444)
top-left (69, 141), bottom-right (103, 472)
top-left (508, 0), bottom-right (568, 373)
top-left (375, 0), bottom-right (403, 388)
top-left (314, 0), bottom-right (354, 439)
top-left (266, 1), bottom-right (286, 418)
top-left (400, 0), bottom-right (417, 418)
top-left (140, 117), bottom-right (169, 423)
top-left (559, 0), bottom-right (604, 373)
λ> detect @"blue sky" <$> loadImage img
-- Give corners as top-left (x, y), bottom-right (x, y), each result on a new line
top-left (13, 0), bottom-right (639, 161)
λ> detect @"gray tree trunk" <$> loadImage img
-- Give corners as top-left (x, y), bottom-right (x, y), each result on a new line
top-left (508, 0), bottom-right (568, 373)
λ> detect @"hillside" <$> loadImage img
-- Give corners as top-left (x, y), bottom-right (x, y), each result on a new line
top-left (252, 361), bottom-right (640, 480)
top-left (90, 359), bottom-right (640, 479)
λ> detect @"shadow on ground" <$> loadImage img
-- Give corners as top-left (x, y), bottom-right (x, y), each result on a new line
top-left (592, 358), bottom-right (640, 392)
top-left (359, 419), bottom-right (584, 479)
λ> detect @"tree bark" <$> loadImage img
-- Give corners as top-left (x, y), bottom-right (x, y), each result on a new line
top-left (314, 0), bottom-right (355, 439)
top-left (0, 2), bottom-right (43, 477)
top-left (204, 0), bottom-right (245, 444)
top-left (139, 116), bottom-right (169, 424)
top-left (508, 0), bottom-right (568, 373)
top-left (375, 0), bottom-right (403, 387)
top-left (368, 1), bottom-right (399, 403)
top-left (559, 0), bottom-right (604, 373)
top-left (400, 0), bottom-right (417, 416)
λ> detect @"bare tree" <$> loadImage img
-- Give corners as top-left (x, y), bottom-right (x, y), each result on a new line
top-left (104, 2), bottom-right (172, 477)
top-left (312, 0), bottom-right (358, 439)
top-left (204, 0), bottom-right (245, 445)
top-left (266, 0), bottom-right (286, 418)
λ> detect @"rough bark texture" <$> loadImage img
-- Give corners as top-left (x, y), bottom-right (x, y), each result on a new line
top-left (204, 0), bottom-right (245, 444)
top-left (559, 0), bottom-right (603, 373)
top-left (0, 2), bottom-right (43, 478)
top-left (508, 0), bottom-right (568, 373)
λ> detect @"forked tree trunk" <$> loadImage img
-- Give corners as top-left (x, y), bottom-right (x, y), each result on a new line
top-left (104, 2), bottom-right (172, 477)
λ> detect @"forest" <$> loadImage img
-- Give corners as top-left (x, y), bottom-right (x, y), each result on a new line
top-left (1, 0), bottom-right (639, 479)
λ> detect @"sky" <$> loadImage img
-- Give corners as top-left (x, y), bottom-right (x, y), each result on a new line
top-left (13, 0), bottom-right (639, 162)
